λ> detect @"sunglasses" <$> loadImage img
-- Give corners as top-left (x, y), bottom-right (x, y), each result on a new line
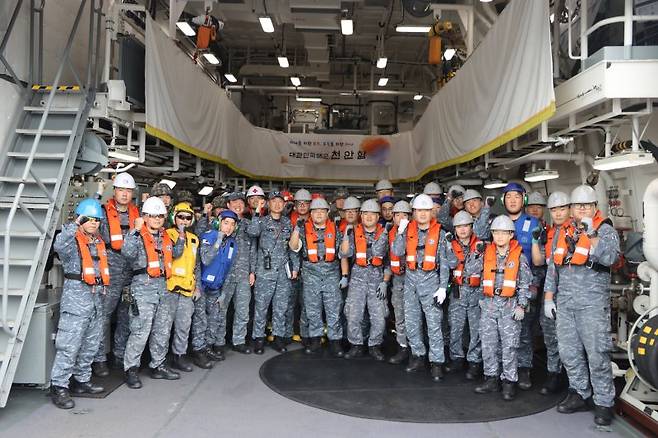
top-left (176, 214), bottom-right (194, 221)
top-left (147, 214), bottom-right (166, 219)
top-left (85, 217), bottom-right (101, 223)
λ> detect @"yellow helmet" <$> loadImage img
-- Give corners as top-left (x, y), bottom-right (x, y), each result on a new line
top-left (174, 202), bottom-right (194, 214)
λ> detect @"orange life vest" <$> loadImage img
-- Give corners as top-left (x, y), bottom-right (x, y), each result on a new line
top-left (482, 240), bottom-right (522, 297)
top-left (305, 220), bottom-right (336, 263)
top-left (75, 229), bottom-right (110, 286)
top-left (139, 226), bottom-right (173, 279)
top-left (553, 211), bottom-right (610, 266)
top-left (355, 223), bottom-right (384, 267)
top-left (105, 199), bottom-right (139, 251)
top-left (544, 225), bottom-right (557, 264)
top-left (196, 16), bottom-right (216, 50)
top-left (338, 218), bottom-right (348, 234)
top-left (406, 219), bottom-right (441, 271)
top-left (389, 225), bottom-right (403, 275)
top-left (451, 235), bottom-right (481, 287)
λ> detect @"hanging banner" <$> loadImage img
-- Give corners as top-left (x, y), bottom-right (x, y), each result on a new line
top-left (145, 0), bottom-right (554, 181)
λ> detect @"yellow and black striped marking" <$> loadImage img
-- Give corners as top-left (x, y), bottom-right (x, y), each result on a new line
top-left (31, 85), bottom-right (81, 92)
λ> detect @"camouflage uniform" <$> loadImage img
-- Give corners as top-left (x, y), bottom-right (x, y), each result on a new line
top-left (439, 203), bottom-right (492, 240)
top-left (538, 231), bottom-right (561, 373)
top-left (50, 224), bottom-right (105, 387)
top-left (545, 222), bottom-right (620, 407)
top-left (479, 250), bottom-right (532, 382)
top-left (390, 272), bottom-right (407, 347)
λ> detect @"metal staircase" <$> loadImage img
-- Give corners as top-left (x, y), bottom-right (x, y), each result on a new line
top-left (0, 0), bottom-right (104, 407)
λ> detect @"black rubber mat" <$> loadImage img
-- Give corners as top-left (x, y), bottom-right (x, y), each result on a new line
top-left (260, 348), bottom-right (566, 423)
top-left (70, 368), bottom-right (124, 399)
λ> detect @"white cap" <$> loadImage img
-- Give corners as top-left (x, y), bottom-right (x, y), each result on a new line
top-left (423, 182), bottom-right (442, 196)
top-left (246, 185), bottom-right (265, 198)
top-left (527, 191), bottom-right (547, 206)
top-left (463, 189), bottom-right (482, 202)
top-left (453, 210), bottom-right (474, 226)
top-left (343, 196), bottom-right (361, 210)
top-left (547, 191), bottom-right (570, 209)
top-left (448, 185), bottom-right (466, 196)
top-left (392, 200), bottom-right (412, 214)
top-left (360, 199), bottom-right (381, 213)
top-left (142, 196), bottom-right (167, 215)
top-left (490, 215), bottom-right (515, 231)
top-left (113, 172), bottom-right (136, 189)
top-left (309, 198), bottom-right (330, 210)
top-left (570, 185), bottom-right (597, 204)
top-left (411, 194), bottom-right (434, 210)
top-left (375, 179), bottom-right (393, 191)
top-left (294, 189), bottom-right (312, 202)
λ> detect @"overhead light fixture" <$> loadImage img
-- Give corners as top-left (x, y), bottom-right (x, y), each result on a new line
top-left (340, 19), bottom-right (353, 36)
top-left (376, 57), bottom-right (388, 69)
top-left (413, 94), bottom-right (423, 101)
top-left (593, 151), bottom-right (656, 171)
top-left (480, 0), bottom-right (493, 3)
top-left (550, 13), bottom-right (555, 23)
top-left (259, 16), bottom-right (274, 33)
top-left (406, 193), bottom-right (415, 198)
top-left (203, 53), bottom-right (220, 65)
top-left (198, 186), bottom-right (214, 196)
top-left (176, 21), bottom-right (196, 37)
top-left (484, 180), bottom-right (507, 189)
top-left (395, 25), bottom-right (432, 33)
top-left (277, 56), bottom-right (290, 68)
top-left (524, 169), bottom-right (560, 182)
top-left (108, 149), bottom-right (139, 163)
top-left (224, 73), bottom-right (237, 83)
top-left (290, 76), bottom-right (301, 87)
top-left (378, 77), bottom-right (388, 86)
top-left (444, 48), bottom-right (456, 61)
top-left (296, 96), bottom-right (322, 102)
top-left (160, 179), bottom-right (176, 189)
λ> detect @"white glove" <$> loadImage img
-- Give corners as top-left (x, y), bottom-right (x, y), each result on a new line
top-left (544, 299), bottom-right (557, 320)
top-left (397, 218), bottom-right (409, 235)
top-left (513, 306), bottom-right (525, 321)
top-left (432, 287), bottom-right (446, 307)
top-left (339, 275), bottom-right (349, 289)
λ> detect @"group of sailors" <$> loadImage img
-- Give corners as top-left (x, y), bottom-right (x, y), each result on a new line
top-left (48, 174), bottom-right (619, 426)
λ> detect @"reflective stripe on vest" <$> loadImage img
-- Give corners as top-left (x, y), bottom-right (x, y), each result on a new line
top-left (355, 223), bottom-right (384, 267)
top-left (139, 226), bottom-right (173, 278)
top-left (166, 228), bottom-right (198, 296)
top-left (105, 199), bottom-right (139, 251)
top-left (451, 235), bottom-right (481, 287)
top-left (405, 219), bottom-right (441, 271)
top-left (482, 240), bottom-right (522, 298)
top-left (305, 219), bottom-right (336, 263)
top-left (75, 229), bottom-right (110, 286)
top-left (554, 211), bottom-right (608, 266)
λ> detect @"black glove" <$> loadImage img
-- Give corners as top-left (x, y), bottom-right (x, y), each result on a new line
top-left (475, 241), bottom-right (485, 254)
top-left (445, 231), bottom-right (454, 242)
top-left (385, 222), bottom-right (393, 232)
top-left (296, 218), bottom-right (305, 229)
top-left (485, 196), bottom-right (495, 207)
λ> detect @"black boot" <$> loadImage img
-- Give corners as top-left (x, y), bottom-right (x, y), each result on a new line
top-left (369, 345), bottom-right (385, 362)
top-left (253, 338), bottom-right (265, 355)
top-left (405, 355), bottom-right (426, 372)
top-left (304, 337), bottom-right (322, 355)
top-left (205, 346), bottom-right (222, 361)
top-left (191, 350), bottom-right (213, 369)
top-left (329, 340), bottom-right (344, 358)
top-left (150, 365), bottom-right (180, 380)
top-left (273, 336), bottom-right (288, 353)
top-left (232, 344), bottom-right (252, 354)
top-left (111, 355), bottom-right (124, 370)
top-left (540, 372), bottom-right (561, 395)
top-left (557, 390), bottom-right (591, 414)
top-left (171, 354), bottom-right (193, 372)
top-left (594, 405), bottom-right (613, 426)
top-left (50, 385), bottom-right (75, 409)
top-left (430, 363), bottom-right (444, 382)
top-left (211, 345), bottom-right (226, 361)
top-left (502, 379), bottom-right (516, 401)
top-left (465, 362), bottom-right (482, 381)
top-left (517, 367), bottom-right (532, 390)
top-left (344, 344), bottom-right (365, 359)
top-left (301, 337), bottom-right (311, 348)
top-left (388, 346), bottom-right (409, 365)
top-left (125, 367), bottom-right (142, 389)
top-left (474, 376), bottom-right (501, 394)
top-left (444, 358), bottom-right (465, 374)
top-left (91, 361), bottom-right (109, 378)
top-left (69, 378), bottom-right (105, 394)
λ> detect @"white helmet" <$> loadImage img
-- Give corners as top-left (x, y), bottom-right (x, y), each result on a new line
top-left (246, 185), bottom-right (265, 198)
top-left (375, 179), bottom-right (393, 192)
top-left (360, 199), bottom-right (381, 213)
top-left (294, 189), bottom-right (312, 202)
top-left (547, 191), bottom-right (570, 209)
top-left (453, 210), bottom-right (474, 227)
top-left (412, 194), bottom-right (434, 210)
top-left (490, 215), bottom-right (515, 232)
top-left (142, 196), bottom-right (167, 215)
top-left (527, 191), bottom-right (547, 206)
top-left (392, 200), bottom-right (412, 214)
top-left (448, 184), bottom-right (466, 197)
top-left (570, 185), bottom-right (597, 204)
top-left (463, 189), bottom-right (482, 203)
top-left (309, 198), bottom-right (330, 210)
top-left (423, 182), bottom-right (442, 196)
top-left (113, 172), bottom-right (136, 189)
top-left (343, 196), bottom-right (361, 210)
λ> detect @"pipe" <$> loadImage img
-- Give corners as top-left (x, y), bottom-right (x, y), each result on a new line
top-left (225, 85), bottom-right (417, 96)
top-left (642, 178), bottom-right (658, 273)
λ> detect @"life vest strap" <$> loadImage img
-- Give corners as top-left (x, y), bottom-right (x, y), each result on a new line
top-left (64, 272), bottom-right (104, 284)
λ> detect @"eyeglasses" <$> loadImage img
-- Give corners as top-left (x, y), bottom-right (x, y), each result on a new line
top-left (147, 214), bottom-right (166, 219)
top-left (573, 203), bottom-right (594, 210)
top-left (86, 217), bottom-right (100, 223)
top-left (176, 214), bottom-right (194, 221)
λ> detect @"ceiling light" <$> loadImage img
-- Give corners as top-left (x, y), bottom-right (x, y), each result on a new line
top-left (160, 179), bottom-right (176, 189)
top-left (203, 53), bottom-right (220, 64)
top-left (224, 73), bottom-right (237, 83)
top-left (108, 149), bottom-right (139, 163)
top-left (444, 48), bottom-right (456, 61)
top-left (406, 193), bottom-right (415, 198)
top-left (524, 169), bottom-right (560, 182)
top-left (550, 13), bottom-right (555, 23)
top-left (480, 0), bottom-right (493, 3)
top-left (277, 56), bottom-right (290, 68)
top-left (378, 77), bottom-right (388, 86)
top-left (259, 16), bottom-right (274, 33)
top-left (340, 19), bottom-right (353, 36)
top-left (413, 94), bottom-right (423, 101)
top-left (592, 151), bottom-right (656, 171)
top-left (176, 21), bottom-right (196, 37)
top-left (395, 25), bottom-right (431, 33)
top-left (484, 180), bottom-right (507, 189)
top-left (376, 57), bottom-right (387, 69)
top-left (290, 76), bottom-right (301, 87)
top-left (339, 92), bottom-right (353, 96)
top-left (296, 96), bottom-right (322, 102)
top-left (198, 186), bottom-right (214, 196)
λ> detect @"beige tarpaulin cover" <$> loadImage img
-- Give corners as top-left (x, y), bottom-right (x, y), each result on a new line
top-left (145, 0), bottom-right (555, 182)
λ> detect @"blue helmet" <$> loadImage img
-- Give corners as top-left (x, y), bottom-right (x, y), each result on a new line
top-left (501, 182), bottom-right (526, 194)
top-left (75, 198), bottom-right (104, 219)
top-left (220, 210), bottom-right (239, 222)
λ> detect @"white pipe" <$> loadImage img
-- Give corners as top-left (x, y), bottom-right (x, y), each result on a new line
top-left (642, 178), bottom-right (658, 272)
